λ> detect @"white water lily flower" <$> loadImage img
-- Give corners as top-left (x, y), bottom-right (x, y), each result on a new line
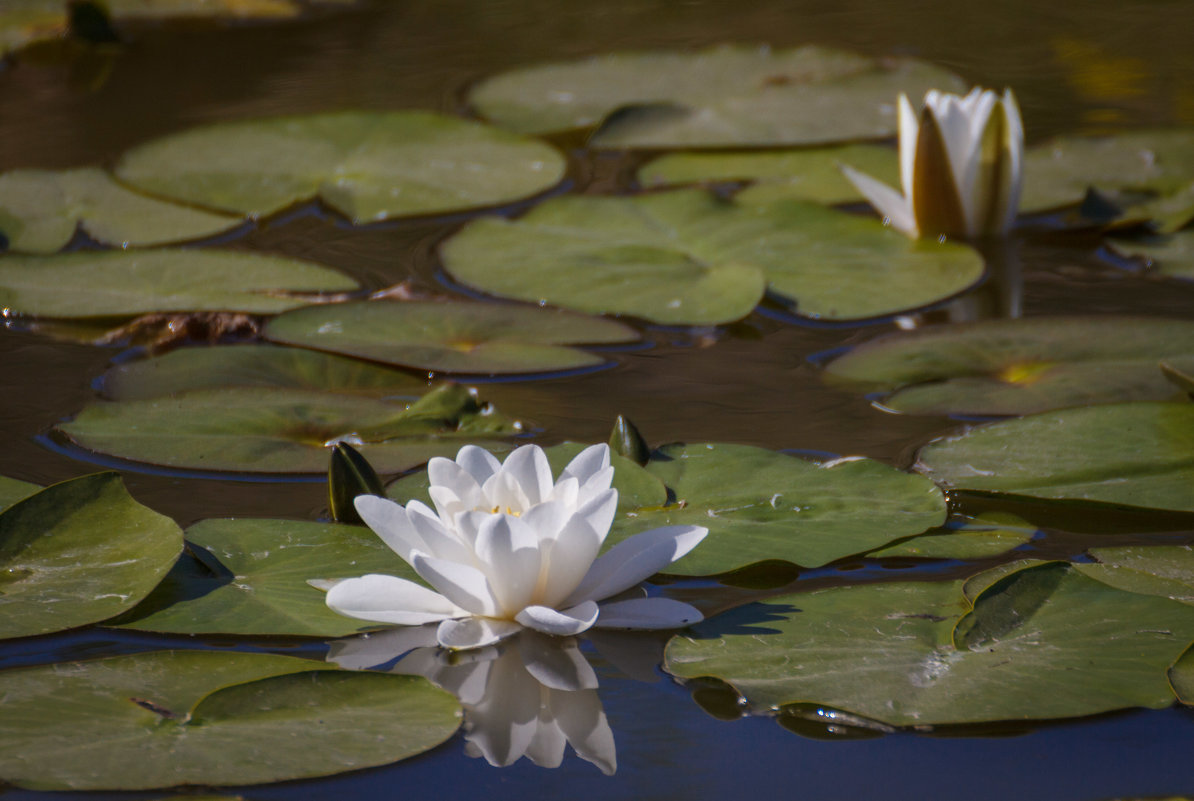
top-left (842, 87), bottom-right (1024, 240)
top-left (322, 443), bottom-right (707, 650)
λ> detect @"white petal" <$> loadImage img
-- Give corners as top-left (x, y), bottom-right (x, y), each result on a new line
top-left (474, 514), bottom-right (542, 615)
top-left (515, 600), bottom-right (600, 637)
top-left (840, 164), bottom-right (917, 236)
top-left (595, 597), bottom-right (704, 630)
top-left (460, 648), bottom-right (540, 763)
top-left (325, 574), bottom-right (462, 625)
top-left (412, 553), bottom-right (500, 616)
top-left (520, 499), bottom-right (571, 545)
top-left (574, 487), bottom-right (618, 543)
top-left (562, 525), bottom-right (707, 607)
top-left (548, 688), bottom-right (617, 775)
top-left (326, 625), bottom-right (441, 671)
top-left (575, 465), bottom-right (615, 507)
top-left (999, 89), bottom-right (1025, 235)
top-left (500, 444), bottom-right (555, 507)
top-left (897, 92), bottom-right (919, 197)
top-left (537, 514), bottom-right (604, 608)
top-left (436, 616), bottom-right (523, 650)
top-left (427, 457), bottom-right (483, 519)
top-left (517, 631), bottom-right (598, 691)
top-left (398, 648), bottom-right (495, 703)
top-left (353, 495), bottom-right (425, 564)
top-left (455, 444), bottom-right (502, 485)
top-left (407, 501), bottom-right (474, 564)
top-left (481, 469), bottom-right (532, 516)
top-left (523, 714), bottom-right (567, 770)
top-left (546, 476), bottom-right (579, 510)
top-left (558, 443), bottom-right (611, 488)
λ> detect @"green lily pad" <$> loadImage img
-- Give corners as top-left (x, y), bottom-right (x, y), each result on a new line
top-left (868, 513), bottom-right (1036, 560)
top-left (0, 168), bottom-right (243, 254)
top-left (264, 300), bottom-right (640, 374)
top-left (58, 383), bottom-right (517, 474)
top-left (916, 402), bottom-right (1194, 512)
top-left (114, 111), bottom-right (566, 222)
top-left (0, 650), bottom-right (460, 790)
top-left (609, 443), bottom-right (946, 574)
top-left (1162, 357), bottom-right (1194, 394)
top-left (1021, 129), bottom-right (1194, 213)
top-left (666, 562), bottom-right (1194, 726)
top-left (0, 475), bottom-right (40, 512)
top-left (386, 441), bottom-right (668, 515)
top-left (441, 190), bottom-right (983, 325)
top-left (0, 248), bottom-right (357, 319)
top-left (638, 144), bottom-right (900, 206)
top-left (1118, 180), bottom-right (1194, 234)
top-left (1112, 229), bottom-right (1194, 280)
top-left (1075, 545), bottom-right (1194, 604)
top-left (115, 518), bottom-right (422, 636)
top-left (468, 44), bottom-right (962, 148)
top-left (100, 344), bottom-right (427, 401)
top-left (823, 316), bottom-right (1194, 416)
top-left (0, 472), bottom-right (183, 639)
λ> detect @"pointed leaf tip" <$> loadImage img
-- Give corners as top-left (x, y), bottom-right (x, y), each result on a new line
top-left (329, 442), bottom-right (386, 524)
top-left (609, 415), bottom-right (651, 465)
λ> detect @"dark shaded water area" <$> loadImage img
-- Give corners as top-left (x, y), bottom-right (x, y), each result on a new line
top-left (4, 1), bottom-right (1194, 798)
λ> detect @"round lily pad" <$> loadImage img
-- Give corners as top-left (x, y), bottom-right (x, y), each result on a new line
top-left (1075, 545), bottom-right (1194, 604)
top-left (101, 344), bottom-right (427, 400)
top-left (468, 44), bottom-right (963, 148)
top-left (114, 111), bottom-right (566, 222)
top-left (0, 248), bottom-right (357, 319)
top-left (638, 144), bottom-right (900, 206)
top-left (823, 316), bottom-right (1194, 416)
top-left (58, 383), bottom-right (516, 474)
top-left (1021, 129), bottom-right (1194, 212)
top-left (609, 443), bottom-right (946, 574)
top-left (666, 562), bottom-right (1194, 726)
top-left (867, 513), bottom-right (1036, 560)
top-left (264, 300), bottom-right (640, 374)
top-left (915, 402), bottom-right (1194, 512)
top-left (387, 441), bottom-right (668, 516)
top-left (440, 189), bottom-right (983, 325)
top-left (0, 167), bottom-right (243, 254)
top-left (1112, 230), bottom-right (1194, 280)
top-left (115, 518), bottom-right (422, 637)
top-left (0, 472), bottom-right (183, 639)
top-left (0, 650), bottom-right (460, 790)
top-left (0, 474), bottom-right (40, 512)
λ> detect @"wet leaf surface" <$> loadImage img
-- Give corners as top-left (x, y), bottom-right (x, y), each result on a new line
top-left (115, 111), bottom-right (566, 222)
top-left (824, 316), bottom-right (1194, 415)
top-left (0, 650), bottom-right (460, 790)
top-left (265, 300), bottom-right (639, 374)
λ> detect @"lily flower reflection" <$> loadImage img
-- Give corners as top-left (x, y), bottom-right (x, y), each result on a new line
top-left (842, 87), bottom-right (1024, 240)
top-left (329, 627), bottom-right (622, 774)
top-left (314, 443), bottom-right (706, 650)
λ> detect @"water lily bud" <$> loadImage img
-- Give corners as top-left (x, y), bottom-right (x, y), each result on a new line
top-left (608, 415), bottom-right (651, 465)
top-left (328, 442), bottom-right (385, 524)
top-left (841, 87), bottom-right (1024, 241)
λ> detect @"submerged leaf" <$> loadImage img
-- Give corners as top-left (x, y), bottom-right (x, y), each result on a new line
top-left (0, 650), bottom-right (460, 790)
top-left (1112, 229), bottom-right (1194, 280)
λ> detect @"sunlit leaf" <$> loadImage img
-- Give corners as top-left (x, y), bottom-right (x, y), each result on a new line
top-left (637, 144), bottom-right (900, 206)
top-left (469, 44), bottom-right (962, 148)
top-left (610, 443), bottom-right (946, 574)
top-left (264, 300), bottom-right (639, 374)
top-left (58, 384), bottom-right (517, 474)
top-left (0, 249), bottom-right (357, 318)
top-left (0, 167), bottom-right (242, 254)
top-left (1112, 229), bottom-right (1194, 280)
top-left (115, 111), bottom-right (566, 222)
top-left (441, 189), bottom-right (983, 324)
top-left (868, 513), bottom-right (1036, 560)
top-left (824, 316), bottom-right (1194, 415)
top-left (115, 518), bottom-right (421, 636)
top-left (0, 473), bottom-right (183, 639)
top-left (667, 562), bottom-right (1194, 726)
top-left (0, 650), bottom-right (460, 790)
top-left (100, 343), bottom-right (427, 400)
top-left (1075, 545), bottom-right (1194, 604)
top-left (0, 475), bottom-right (40, 512)
top-left (916, 402), bottom-right (1194, 512)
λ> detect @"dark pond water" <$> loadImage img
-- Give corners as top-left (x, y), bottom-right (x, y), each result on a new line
top-left (3, 1), bottom-right (1194, 799)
